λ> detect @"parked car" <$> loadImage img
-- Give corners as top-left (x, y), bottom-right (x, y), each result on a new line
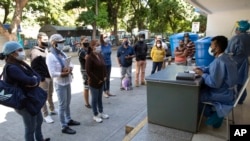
top-left (146, 40), bottom-right (171, 58)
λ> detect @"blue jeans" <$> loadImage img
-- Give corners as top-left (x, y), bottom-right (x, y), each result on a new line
top-left (15, 109), bottom-right (44, 141)
top-left (54, 83), bottom-right (72, 128)
top-left (104, 65), bottom-right (112, 92)
top-left (90, 85), bottom-right (104, 116)
top-left (120, 65), bottom-right (132, 87)
top-left (151, 62), bottom-right (163, 74)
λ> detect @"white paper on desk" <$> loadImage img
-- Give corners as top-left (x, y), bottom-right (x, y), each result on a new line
top-left (65, 56), bottom-right (71, 67)
top-left (188, 70), bottom-right (195, 74)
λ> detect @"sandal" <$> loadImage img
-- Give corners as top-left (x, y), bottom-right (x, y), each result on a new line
top-left (85, 104), bottom-right (91, 108)
top-left (108, 93), bottom-right (116, 96)
top-left (104, 93), bottom-right (109, 98)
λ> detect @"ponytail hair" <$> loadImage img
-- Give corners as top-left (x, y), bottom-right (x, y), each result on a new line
top-left (0, 53), bottom-right (6, 60)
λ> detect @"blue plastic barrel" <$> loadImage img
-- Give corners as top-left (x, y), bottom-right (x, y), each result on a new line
top-left (195, 37), bottom-right (215, 66)
top-left (169, 32), bottom-right (198, 58)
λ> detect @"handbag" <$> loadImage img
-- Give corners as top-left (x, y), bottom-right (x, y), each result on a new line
top-left (24, 86), bottom-right (47, 116)
top-left (0, 65), bottom-right (26, 109)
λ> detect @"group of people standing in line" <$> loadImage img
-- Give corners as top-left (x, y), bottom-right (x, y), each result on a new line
top-left (0, 31), bottom-right (163, 141)
top-left (1, 19), bottom-right (249, 140)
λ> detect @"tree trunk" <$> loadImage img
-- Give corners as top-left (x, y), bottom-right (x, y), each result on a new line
top-left (92, 0), bottom-right (98, 40)
top-left (7, 0), bottom-right (29, 41)
top-left (92, 22), bottom-right (97, 40)
top-left (0, 22), bottom-right (11, 40)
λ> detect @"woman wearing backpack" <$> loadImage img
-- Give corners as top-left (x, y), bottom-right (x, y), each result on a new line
top-left (0, 41), bottom-right (50, 141)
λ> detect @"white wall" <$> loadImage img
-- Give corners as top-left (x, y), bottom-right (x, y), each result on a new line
top-left (206, 9), bottom-right (250, 39)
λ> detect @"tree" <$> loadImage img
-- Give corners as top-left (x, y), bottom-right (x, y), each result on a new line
top-left (148, 0), bottom-right (195, 35)
top-left (0, 0), bottom-right (29, 40)
top-left (192, 14), bottom-right (207, 33)
top-left (64, 0), bottom-right (109, 39)
top-left (0, 0), bottom-right (12, 24)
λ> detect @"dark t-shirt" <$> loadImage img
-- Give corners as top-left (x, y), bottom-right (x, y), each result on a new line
top-left (78, 48), bottom-right (88, 70)
top-left (134, 41), bottom-right (147, 61)
top-left (117, 46), bottom-right (135, 67)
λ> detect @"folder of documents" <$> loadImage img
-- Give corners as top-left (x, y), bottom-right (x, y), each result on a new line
top-left (176, 72), bottom-right (196, 81)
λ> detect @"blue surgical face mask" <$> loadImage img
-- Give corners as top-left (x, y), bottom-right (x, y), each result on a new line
top-left (56, 43), bottom-right (64, 50)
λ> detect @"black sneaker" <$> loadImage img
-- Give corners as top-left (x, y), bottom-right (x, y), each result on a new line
top-left (67, 119), bottom-right (80, 126)
top-left (120, 87), bottom-right (125, 91)
top-left (44, 138), bottom-right (50, 141)
top-left (61, 126), bottom-right (76, 134)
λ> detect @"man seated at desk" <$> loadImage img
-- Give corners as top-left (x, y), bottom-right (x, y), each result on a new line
top-left (193, 36), bottom-right (238, 128)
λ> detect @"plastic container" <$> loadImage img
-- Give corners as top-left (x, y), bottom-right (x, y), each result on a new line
top-left (169, 32), bottom-right (199, 58)
top-left (195, 37), bottom-right (215, 66)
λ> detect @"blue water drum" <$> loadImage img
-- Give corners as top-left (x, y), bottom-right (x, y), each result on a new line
top-left (169, 32), bottom-right (199, 58)
top-left (195, 37), bottom-right (215, 66)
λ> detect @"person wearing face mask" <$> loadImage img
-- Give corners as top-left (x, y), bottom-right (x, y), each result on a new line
top-left (193, 36), bottom-right (238, 128)
top-left (100, 34), bottom-right (115, 98)
top-left (0, 41), bottom-right (50, 141)
top-left (46, 34), bottom-right (80, 134)
top-left (183, 33), bottom-right (195, 66)
top-left (133, 34), bottom-right (148, 87)
top-left (154, 36), bottom-right (168, 68)
top-left (78, 36), bottom-right (91, 108)
top-left (225, 20), bottom-right (250, 104)
top-left (150, 40), bottom-right (166, 74)
top-left (117, 37), bottom-right (135, 90)
top-left (30, 32), bottom-right (56, 124)
top-left (174, 40), bottom-right (188, 65)
top-left (85, 40), bottom-right (109, 123)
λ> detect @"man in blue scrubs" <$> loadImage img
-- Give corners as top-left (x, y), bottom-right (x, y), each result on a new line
top-left (226, 20), bottom-right (250, 104)
top-left (194, 36), bottom-right (238, 128)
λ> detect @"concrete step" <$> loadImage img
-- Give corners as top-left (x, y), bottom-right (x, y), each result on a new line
top-left (125, 108), bottom-right (147, 134)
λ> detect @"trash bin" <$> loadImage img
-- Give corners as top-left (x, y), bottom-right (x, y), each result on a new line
top-left (169, 32), bottom-right (198, 58)
top-left (195, 37), bottom-right (215, 66)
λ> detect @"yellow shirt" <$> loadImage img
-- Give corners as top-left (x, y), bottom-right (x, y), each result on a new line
top-left (150, 46), bottom-right (166, 62)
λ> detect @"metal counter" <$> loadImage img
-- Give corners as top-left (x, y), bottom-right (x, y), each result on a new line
top-left (145, 65), bottom-right (202, 133)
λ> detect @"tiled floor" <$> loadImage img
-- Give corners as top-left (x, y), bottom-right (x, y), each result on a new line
top-left (127, 68), bottom-right (250, 141)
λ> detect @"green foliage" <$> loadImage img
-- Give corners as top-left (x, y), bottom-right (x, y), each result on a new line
top-left (192, 14), bottom-right (207, 33)
top-left (0, 0), bottom-right (13, 24)
top-left (0, 0), bottom-right (207, 39)
top-left (148, 0), bottom-right (195, 35)
top-left (97, 3), bottom-right (109, 29)
top-left (78, 11), bottom-right (96, 25)
top-left (63, 0), bottom-right (81, 10)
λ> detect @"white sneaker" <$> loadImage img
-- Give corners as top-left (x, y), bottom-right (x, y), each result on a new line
top-left (99, 113), bottom-right (109, 119)
top-left (44, 115), bottom-right (54, 123)
top-left (93, 116), bottom-right (103, 123)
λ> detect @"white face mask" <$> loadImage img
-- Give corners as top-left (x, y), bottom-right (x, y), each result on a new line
top-left (16, 51), bottom-right (26, 61)
top-left (208, 47), bottom-right (214, 56)
top-left (56, 43), bottom-right (64, 50)
top-left (157, 44), bottom-right (161, 47)
top-left (94, 46), bottom-right (101, 53)
top-left (104, 38), bottom-right (109, 43)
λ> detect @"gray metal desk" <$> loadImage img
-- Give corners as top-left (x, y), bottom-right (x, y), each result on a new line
top-left (145, 65), bottom-right (202, 133)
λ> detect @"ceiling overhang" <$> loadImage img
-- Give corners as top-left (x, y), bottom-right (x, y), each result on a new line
top-left (187, 0), bottom-right (250, 15)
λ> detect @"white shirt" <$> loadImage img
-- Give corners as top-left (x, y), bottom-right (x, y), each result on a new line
top-left (46, 51), bottom-right (73, 86)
